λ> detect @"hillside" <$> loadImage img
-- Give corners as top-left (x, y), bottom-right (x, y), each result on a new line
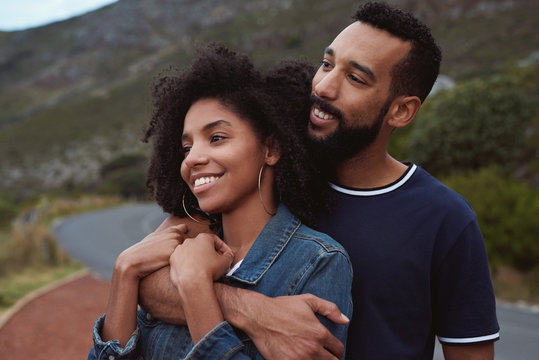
top-left (0, 0), bottom-right (537, 198)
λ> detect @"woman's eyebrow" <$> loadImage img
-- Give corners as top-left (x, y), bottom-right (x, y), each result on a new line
top-left (181, 119), bottom-right (232, 141)
top-left (202, 119), bottom-right (232, 131)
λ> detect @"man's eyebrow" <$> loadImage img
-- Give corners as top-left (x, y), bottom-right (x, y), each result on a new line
top-left (181, 119), bottom-right (232, 141)
top-left (325, 47), bottom-right (376, 82)
top-left (349, 61), bottom-right (376, 82)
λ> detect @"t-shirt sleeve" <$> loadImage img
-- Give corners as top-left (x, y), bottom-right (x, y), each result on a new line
top-left (434, 220), bottom-right (500, 344)
top-left (294, 249), bottom-right (354, 352)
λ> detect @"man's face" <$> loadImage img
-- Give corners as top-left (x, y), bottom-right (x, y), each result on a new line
top-left (308, 22), bottom-right (410, 164)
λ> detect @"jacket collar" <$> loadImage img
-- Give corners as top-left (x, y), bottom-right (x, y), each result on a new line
top-left (225, 204), bottom-right (300, 285)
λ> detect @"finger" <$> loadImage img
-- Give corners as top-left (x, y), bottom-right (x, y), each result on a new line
top-left (213, 236), bottom-right (232, 254)
top-left (306, 296), bottom-right (349, 325)
top-left (173, 224), bottom-right (188, 233)
top-left (321, 333), bottom-right (344, 359)
top-left (314, 349), bottom-right (340, 360)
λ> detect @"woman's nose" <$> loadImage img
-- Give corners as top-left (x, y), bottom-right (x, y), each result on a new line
top-left (183, 144), bottom-right (209, 168)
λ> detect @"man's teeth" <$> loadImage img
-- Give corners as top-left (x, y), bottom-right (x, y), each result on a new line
top-left (194, 176), bottom-right (219, 187)
top-left (314, 108), bottom-right (335, 120)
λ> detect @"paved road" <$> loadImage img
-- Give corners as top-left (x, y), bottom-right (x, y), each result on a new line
top-left (54, 203), bottom-right (539, 359)
top-left (54, 203), bottom-right (167, 280)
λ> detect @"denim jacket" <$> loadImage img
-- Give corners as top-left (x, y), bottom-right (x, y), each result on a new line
top-left (89, 204), bottom-right (353, 359)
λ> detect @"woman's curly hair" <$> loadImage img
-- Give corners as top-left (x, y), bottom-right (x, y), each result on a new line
top-left (143, 43), bottom-right (329, 227)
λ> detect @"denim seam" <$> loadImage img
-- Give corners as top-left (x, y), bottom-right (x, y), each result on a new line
top-left (288, 252), bottom-right (320, 294)
top-left (221, 343), bottom-right (244, 359)
top-left (185, 321), bottom-right (228, 360)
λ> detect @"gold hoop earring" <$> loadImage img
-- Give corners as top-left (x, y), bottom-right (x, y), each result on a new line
top-left (182, 191), bottom-right (208, 224)
top-left (258, 165), bottom-right (276, 216)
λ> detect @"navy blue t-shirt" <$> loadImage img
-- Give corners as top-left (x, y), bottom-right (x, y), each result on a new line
top-left (317, 164), bottom-right (499, 359)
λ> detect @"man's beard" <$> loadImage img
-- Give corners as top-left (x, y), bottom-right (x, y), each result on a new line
top-left (307, 95), bottom-right (391, 176)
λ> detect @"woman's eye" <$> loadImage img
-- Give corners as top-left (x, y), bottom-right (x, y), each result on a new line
top-left (182, 145), bottom-right (191, 153)
top-left (210, 135), bottom-right (225, 143)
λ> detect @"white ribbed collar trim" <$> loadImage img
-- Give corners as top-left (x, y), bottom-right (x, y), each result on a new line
top-left (329, 164), bottom-right (417, 196)
top-left (226, 259), bottom-right (244, 276)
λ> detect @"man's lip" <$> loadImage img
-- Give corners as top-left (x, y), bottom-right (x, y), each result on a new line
top-left (309, 106), bottom-right (338, 128)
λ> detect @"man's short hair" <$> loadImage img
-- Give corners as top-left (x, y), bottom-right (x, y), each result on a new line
top-left (353, 2), bottom-right (442, 102)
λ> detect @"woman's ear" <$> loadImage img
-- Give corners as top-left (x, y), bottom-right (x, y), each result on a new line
top-left (264, 137), bottom-right (281, 166)
top-left (387, 96), bottom-right (421, 128)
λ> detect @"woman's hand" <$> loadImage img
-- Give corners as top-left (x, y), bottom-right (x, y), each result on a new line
top-left (169, 233), bottom-right (235, 287)
top-left (169, 233), bottom-right (235, 344)
top-left (114, 224), bottom-right (189, 280)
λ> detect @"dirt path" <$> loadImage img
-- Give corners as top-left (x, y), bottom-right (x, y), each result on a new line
top-left (0, 272), bottom-right (110, 360)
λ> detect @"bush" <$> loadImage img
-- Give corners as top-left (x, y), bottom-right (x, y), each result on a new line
top-left (442, 167), bottom-right (539, 271)
top-left (98, 168), bottom-right (148, 199)
top-left (408, 75), bottom-right (535, 176)
top-left (0, 197), bottom-right (17, 228)
top-left (98, 154), bottom-right (148, 199)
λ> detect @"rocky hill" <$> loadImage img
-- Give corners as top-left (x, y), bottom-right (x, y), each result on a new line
top-left (0, 0), bottom-right (537, 197)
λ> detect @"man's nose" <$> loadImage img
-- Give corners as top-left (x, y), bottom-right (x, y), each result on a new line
top-left (313, 70), bottom-right (340, 100)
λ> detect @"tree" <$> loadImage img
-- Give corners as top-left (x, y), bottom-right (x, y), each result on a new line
top-left (408, 75), bottom-right (534, 176)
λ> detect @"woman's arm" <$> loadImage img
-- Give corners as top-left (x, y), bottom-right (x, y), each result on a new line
top-left (96, 224), bottom-right (188, 348)
top-left (169, 233), bottom-right (234, 343)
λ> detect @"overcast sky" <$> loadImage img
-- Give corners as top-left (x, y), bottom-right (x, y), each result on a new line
top-left (0, 0), bottom-right (118, 31)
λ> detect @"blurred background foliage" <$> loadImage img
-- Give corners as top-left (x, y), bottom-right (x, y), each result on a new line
top-left (0, 0), bottom-right (538, 303)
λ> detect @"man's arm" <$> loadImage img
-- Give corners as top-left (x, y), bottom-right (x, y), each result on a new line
top-left (215, 285), bottom-right (348, 360)
top-left (442, 343), bottom-right (494, 360)
top-left (139, 267), bottom-right (348, 360)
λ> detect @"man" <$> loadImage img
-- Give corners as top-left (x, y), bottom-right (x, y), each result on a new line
top-left (140, 2), bottom-right (499, 359)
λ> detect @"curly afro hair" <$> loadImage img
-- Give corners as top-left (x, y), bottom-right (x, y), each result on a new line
top-left (143, 44), bottom-right (329, 227)
top-left (353, 2), bottom-right (442, 102)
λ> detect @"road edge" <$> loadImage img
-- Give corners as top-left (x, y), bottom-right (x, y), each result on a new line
top-left (0, 268), bottom-right (91, 330)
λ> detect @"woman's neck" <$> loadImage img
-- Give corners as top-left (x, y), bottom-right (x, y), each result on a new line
top-left (221, 198), bottom-right (274, 264)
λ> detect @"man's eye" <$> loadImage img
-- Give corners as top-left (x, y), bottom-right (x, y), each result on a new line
top-left (321, 60), bottom-right (332, 68)
top-left (348, 74), bottom-right (365, 84)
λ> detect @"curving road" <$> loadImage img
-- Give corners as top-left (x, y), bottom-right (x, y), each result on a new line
top-left (53, 203), bottom-right (539, 359)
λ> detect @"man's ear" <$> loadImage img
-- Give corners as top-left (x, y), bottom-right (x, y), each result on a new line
top-left (264, 137), bottom-right (281, 166)
top-left (387, 96), bottom-right (421, 128)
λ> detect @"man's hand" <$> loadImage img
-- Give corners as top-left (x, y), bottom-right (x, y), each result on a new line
top-left (217, 286), bottom-right (349, 360)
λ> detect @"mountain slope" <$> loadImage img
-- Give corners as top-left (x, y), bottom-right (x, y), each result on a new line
top-left (0, 0), bottom-right (537, 197)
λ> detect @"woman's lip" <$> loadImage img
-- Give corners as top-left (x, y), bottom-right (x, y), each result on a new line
top-left (191, 175), bottom-right (221, 195)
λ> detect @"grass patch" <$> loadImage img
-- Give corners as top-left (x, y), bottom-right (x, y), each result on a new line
top-left (0, 263), bottom-right (82, 313)
top-left (0, 195), bottom-right (124, 313)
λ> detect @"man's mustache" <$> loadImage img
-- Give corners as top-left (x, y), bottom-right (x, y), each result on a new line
top-left (310, 94), bottom-right (344, 122)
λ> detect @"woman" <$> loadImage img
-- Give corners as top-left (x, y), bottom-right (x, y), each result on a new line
top-left (89, 44), bottom-right (352, 359)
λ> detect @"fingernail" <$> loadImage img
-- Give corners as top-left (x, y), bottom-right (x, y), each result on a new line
top-left (341, 313), bottom-right (349, 322)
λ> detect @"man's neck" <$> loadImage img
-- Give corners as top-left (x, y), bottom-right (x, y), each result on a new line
top-left (334, 149), bottom-right (409, 189)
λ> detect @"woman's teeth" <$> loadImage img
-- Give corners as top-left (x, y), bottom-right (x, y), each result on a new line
top-left (314, 108), bottom-right (335, 120)
top-left (194, 176), bottom-right (219, 187)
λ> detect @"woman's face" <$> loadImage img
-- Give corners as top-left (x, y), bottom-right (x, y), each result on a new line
top-left (180, 98), bottom-right (268, 214)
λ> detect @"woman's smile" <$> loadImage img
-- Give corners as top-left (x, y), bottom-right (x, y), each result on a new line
top-left (191, 174), bottom-right (222, 195)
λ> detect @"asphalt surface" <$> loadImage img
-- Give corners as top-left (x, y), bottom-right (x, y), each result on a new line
top-left (54, 203), bottom-right (539, 359)
top-left (54, 203), bottom-right (167, 280)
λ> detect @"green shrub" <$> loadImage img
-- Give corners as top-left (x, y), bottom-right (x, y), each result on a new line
top-left (0, 198), bottom-right (17, 228)
top-left (442, 167), bottom-right (539, 271)
top-left (100, 153), bottom-right (147, 178)
top-left (408, 75), bottom-right (535, 176)
top-left (98, 168), bottom-right (148, 199)
top-left (98, 154), bottom-right (148, 199)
